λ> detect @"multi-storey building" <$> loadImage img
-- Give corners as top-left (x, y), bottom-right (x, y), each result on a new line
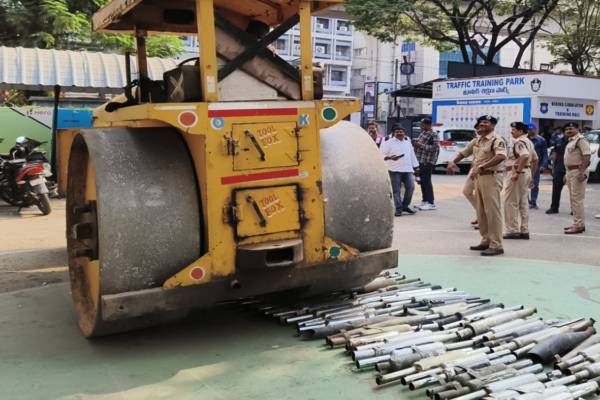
top-left (351, 31), bottom-right (564, 119)
top-left (178, 16), bottom-right (354, 97)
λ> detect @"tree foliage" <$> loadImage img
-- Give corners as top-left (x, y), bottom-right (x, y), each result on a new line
top-left (0, 0), bottom-right (185, 57)
top-left (544, 0), bottom-right (600, 75)
top-left (346, 0), bottom-right (559, 68)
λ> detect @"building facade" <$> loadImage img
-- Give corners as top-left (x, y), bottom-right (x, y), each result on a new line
top-left (351, 31), bottom-right (565, 120)
top-left (178, 16), bottom-right (354, 96)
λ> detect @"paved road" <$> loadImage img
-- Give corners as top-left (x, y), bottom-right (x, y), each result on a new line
top-left (1, 173), bottom-right (598, 400)
top-left (394, 170), bottom-right (600, 266)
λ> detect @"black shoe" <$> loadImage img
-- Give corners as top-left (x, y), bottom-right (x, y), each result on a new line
top-left (503, 233), bottom-right (522, 239)
top-left (470, 245), bottom-right (489, 251)
top-left (403, 207), bottom-right (416, 214)
top-left (545, 209), bottom-right (559, 214)
top-left (481, 248), bottom-right (505, 256)
top-left (395, 212), bottom-right (402, 217)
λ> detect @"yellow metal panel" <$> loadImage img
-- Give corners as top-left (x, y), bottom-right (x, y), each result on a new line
top-left (235, 186), bottom-right (301, 238)
top-left (164, 253), bottom-right (212, 289)
top-left (299, 1), bottom-right (314, 100)
top-left (89, 101), bottom-right (364, 288)
top-left (56, 128), bottom-right (79, 196)
top-left (232, 122), bottom-right (299, 170)
top-left (196, 0), bottom-right (219, 102)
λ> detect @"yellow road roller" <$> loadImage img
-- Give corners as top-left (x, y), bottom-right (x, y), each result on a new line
top-left (57, 0), bottom-right (397, 337)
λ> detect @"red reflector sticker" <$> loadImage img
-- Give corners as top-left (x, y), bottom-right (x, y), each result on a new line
top-left (190, 267), bottom-right (205, 281)
top-left (221, 169), bottom-right (300, 185)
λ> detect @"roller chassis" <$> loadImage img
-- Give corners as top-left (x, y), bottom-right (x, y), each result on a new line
top-left (59, 100), bottom-right (398, 336)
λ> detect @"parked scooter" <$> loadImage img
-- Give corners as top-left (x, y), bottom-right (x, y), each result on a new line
top-left (0, 136), bottom-right (54, 214)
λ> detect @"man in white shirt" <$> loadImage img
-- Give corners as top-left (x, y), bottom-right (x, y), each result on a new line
top-left (380, 124), bottom-right (420, 217)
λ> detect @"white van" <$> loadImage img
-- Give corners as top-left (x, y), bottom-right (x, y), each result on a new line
top-left (584, 130), bottom-right (600, 181)
top-left (435, 126), bottom-right (477, 173)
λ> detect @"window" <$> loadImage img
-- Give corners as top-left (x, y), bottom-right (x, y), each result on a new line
top-left (314, 39), bottom-right (332, 59)
top-left (351, 89), bottom-right (364, 98)
top-left (444, 130), bottom-right (476, 142)
top-left (335, 41), bottom-right (352, 61)
top-left (275, 37), bottom-right (289, 55)
top-left (315, 17), bottom-right (331, 33)
top-left (585, 132), bottom-right (600, 144)
top-left (354, 48), bottom-right (367, 57)
top-left (401, 42), bottom-right (416, 52)
top-left (293, 37), bottom-right (301, 56)
top-left (439, 48), bottom-right (501, 78)
top-left (330, 69), bottom-right (347, 86)
top-left (336, 19), bottom-right (351, 35)
top-left (352, 68), bottom-right (365, 77)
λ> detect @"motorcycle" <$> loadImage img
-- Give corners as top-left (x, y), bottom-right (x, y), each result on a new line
top-left (0, 136), bottom-right (53, 215)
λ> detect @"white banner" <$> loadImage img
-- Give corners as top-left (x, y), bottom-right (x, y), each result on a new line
top-left (530, 97), bottom-right (596, 120)
top-left (433, 74), bottom-right (545, 100)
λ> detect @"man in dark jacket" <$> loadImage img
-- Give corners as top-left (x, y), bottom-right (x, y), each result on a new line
top-left (527, 122), bottom-right (548, 210)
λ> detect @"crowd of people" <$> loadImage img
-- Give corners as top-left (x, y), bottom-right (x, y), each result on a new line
top-left (368, 116), bottom-right (594, 257)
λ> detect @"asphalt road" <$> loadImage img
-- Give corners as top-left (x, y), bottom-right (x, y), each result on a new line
top-left (394, 170), bottom-right (600, 266)
top-left (1, 172), bottom-right (599, 400)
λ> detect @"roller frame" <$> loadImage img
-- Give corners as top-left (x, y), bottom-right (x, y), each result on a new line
top-left (101, 249), bottom-right (398, 321)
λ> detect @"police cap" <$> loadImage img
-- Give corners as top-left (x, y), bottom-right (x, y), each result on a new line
top-left (564, 121), bottom-right (579, 129)
top-left (510, 122), bottom-right (529, 132)
top-left (477, 115), bottom-right (497, 125)
top-left (420, 118), bottom-right (432, 125)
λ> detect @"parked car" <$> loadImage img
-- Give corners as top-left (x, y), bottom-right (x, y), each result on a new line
top-left (584, 130), bottom-right (600, 181)
top-left (435, 127), bottom-right (477, 173)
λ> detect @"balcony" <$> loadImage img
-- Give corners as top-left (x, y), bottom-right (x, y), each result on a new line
top-left (275, 37), bottom-right (289, 56)
top-left (292, 38), bottom-right (301, 57)
top-left (336, 20), bottom-right (352, 36)
top-left (330, 69), bottom-right (347, 86)
top-left (315, 17), bottom-right (332, 34)
top-left (335, 42), bottom-right (351, 61)
top-left (314, 39), bottom-right (332, 60)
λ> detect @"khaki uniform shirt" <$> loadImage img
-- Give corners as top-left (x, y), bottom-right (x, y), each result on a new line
top-left (564, 133), bottom-right (591, 167)
top-left (506, 136), bottom-right (538, 167)
top-left (460, 132), bottom-right (508, 171)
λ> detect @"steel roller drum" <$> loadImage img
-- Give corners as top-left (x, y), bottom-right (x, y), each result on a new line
top-left (320, 121), bottom-right (394, 252)
top-left (84, 128), bottom-right (201, 293)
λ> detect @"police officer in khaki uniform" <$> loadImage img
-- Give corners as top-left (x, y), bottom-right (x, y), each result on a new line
top-left (563, 121), bottom-right (591, 234)
top-left (448, 115), bottom-right (507, 256)
top-left (463, 123), bottom-right (483, 229)
top-left (503, 122), bottom-right (539, 240)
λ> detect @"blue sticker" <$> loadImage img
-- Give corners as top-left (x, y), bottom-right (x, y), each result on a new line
top-left (211, 117), bottom-right (225, 130)
top-left (300, 114), bottom-right (310, 126)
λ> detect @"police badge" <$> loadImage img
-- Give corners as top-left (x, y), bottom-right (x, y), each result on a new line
top-left (540, 102), bottom-right (548, 114)
top-left (531, 78), bottom-right (542, 92)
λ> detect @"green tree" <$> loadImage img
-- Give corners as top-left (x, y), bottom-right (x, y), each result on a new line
top-left (545, 0), bottom-right (600, 75)
top-left (0, 0), bottom-right (184, 57)
top-left (346, 0), bottom-right (559, 68)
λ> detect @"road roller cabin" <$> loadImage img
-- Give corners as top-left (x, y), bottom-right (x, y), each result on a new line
top-left (56, 0), bottom-right (398, 337)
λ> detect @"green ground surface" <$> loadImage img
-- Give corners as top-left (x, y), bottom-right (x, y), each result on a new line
top-left (2, 255), bottom-right (599, 400)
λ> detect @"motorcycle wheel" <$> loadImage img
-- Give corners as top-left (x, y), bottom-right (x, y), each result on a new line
top-left (37, 194), bottom-right (52, 215)
top-left (0, 180), bottom-right (31, 208)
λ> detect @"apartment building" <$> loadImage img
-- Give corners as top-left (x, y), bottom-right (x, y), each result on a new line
top-left (178, 16), bottom-right (354, 96)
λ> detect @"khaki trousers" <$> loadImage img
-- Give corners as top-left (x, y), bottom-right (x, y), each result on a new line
top-left (463, 174), bottom-right (476, 210)
top-left (475, 173), bottom-right (504, 249)
top-left (566, 169), bottom-right (588, 228)
top-left (504, 169), bottom-right (531, 234)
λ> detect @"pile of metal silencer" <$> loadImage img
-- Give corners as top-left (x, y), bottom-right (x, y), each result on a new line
top-left (238, 272), bottom-right (600, 400)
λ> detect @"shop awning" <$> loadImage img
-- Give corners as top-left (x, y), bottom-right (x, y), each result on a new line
top-left (393, 79), bottom-right (444, 99)
top-left (0, 46), bottom-right (178, 94)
